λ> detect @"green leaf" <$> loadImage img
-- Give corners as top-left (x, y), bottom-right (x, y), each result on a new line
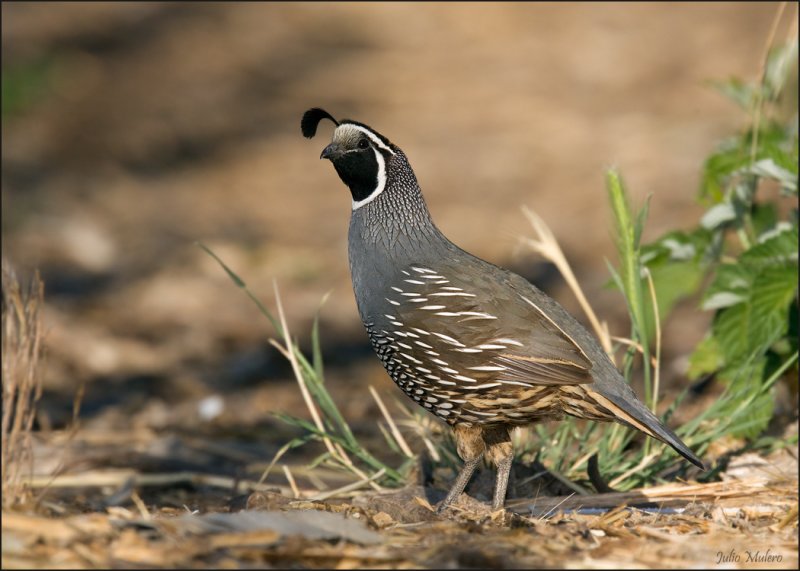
top-left (741, 226), bottom-right (799, 268)
top-left (646, 260), bottom-right (704, 322)
top-left (638, 230), bottom-right (708, 337)
top-left (712, 262), bottom-right (797, 364)
top-left (633, 194), bottom-right (652, 249)
top-left (311, 311), bottom-right (324, 382)
top-left (687, 335), bottom-right (724, 380)
top-left (718, 358), bottom-right (773, 439)
top-left (764, 40), bottom-right (798, 101)
top-left (710, 77), bottom-right (758, 110)
top-left (703, 264), bottom-right (752, 310)
top-left (703, 291), bottom-right (747, 311)
top-left (730, 390), bottom-right (774, 439)
top-left (700, 202), bottom-right (737, 230)
top-left (196, 241), bottom-right (282, 333)
top-left (749, 264), bottom-right (799, 347)
top-left (642, 228), bottom-right (712, 264)
top-left (197, 241), bottom-right (246, 287)
top-left (700, 139), bottom-right (748, 203)
top-left (657, 236), bottom-right (698, 261)
top-left (746, 158), bottom-right (798, 193)
top-left (751, 203), bottom-right (779, 238)
top-left (713, 303), bottom-right (752, 363)
top-left (758, 132), bottom-right (798, 180)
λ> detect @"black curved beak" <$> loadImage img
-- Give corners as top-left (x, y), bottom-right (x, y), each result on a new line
top-left (320, 143), bottom-right (343, 161)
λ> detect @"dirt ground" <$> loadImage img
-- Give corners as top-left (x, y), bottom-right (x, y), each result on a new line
top-left (2, 2), bottom-right (798, 568)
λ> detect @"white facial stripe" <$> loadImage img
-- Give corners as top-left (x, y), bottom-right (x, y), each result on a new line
top-left (345, 125), bottom-right (396, 155)
top-left (351, 148), bottom-right (386, 210)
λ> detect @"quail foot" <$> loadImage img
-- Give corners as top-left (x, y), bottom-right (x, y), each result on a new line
top-left (301, 107), bottom-right (704, 513)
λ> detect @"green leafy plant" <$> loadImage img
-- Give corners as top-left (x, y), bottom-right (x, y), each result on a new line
top-left (641, 38), bottom-right (798, 440)
top-left (522, 35), bottom-right (798, 490)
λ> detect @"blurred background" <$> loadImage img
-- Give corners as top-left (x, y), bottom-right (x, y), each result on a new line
top-left (1, 3), bottom-right (782, 454)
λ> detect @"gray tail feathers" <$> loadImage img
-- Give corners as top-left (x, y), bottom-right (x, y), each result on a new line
top-left (606, 393), bottom-right (705, 470)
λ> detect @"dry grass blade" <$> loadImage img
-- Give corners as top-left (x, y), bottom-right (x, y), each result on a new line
top-left (521, 206), bottom-right (613, 356)
top-left (283, 465), bottom-right (301, 498)
top-left (1, 261), bottom-right (44, 509)
top-left (130, 491), bottom-right (151, 520)
top-left (270, 281), bottom-right (339, 460)
top-left (608, 452), bottom-right (659, 489)
top-left (310, 467), bottom-right (387, 502)
top-left (609, 335), bottom-right (658, 368)
top-left (258, 440), bottom-right (294, 485)
top-left (270, 281), bottom-right (383, 491)
top-left (395, 404), bottom-right (443, 463)
top-left (537, 492), bottom-right (576, 521)
top-left (330, 442), bottom-right (384, 491)
top-left (546, 469), bottom-right (591, 496)
top-left (644, 267), bottom-right (661, 414)
top-left (750, 1), bottom-right (788, 161)
top-left (774, 503), bottom-right (798, 530)
top-left (368, 386), bottom-right (414, 458)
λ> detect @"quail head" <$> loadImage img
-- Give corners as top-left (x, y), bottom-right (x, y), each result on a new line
top-left (301, 107), bottom-right (704, 513)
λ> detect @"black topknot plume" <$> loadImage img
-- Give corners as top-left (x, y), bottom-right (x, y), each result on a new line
top-left (301, 108), bottom-right (339, 139)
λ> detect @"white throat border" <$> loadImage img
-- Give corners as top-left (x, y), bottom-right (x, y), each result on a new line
top-left (344, 125), bottom-right (395, 211)
top-left (352, 148), bottom-right (386, 210)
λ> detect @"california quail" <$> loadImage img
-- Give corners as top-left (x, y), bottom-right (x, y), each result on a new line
top-left (301, 107), bottom-right (704, 512)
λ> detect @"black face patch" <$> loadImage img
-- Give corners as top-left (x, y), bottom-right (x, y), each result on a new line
top-left (332, 148), bottom-right (380, 203)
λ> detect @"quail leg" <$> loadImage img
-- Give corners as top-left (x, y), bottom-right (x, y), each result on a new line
top-left (437, 425), bottom-right (486, 513)
top-left (483, 425), bottom-right (513, 510)
top-left (492, 453), bottom-right (513, 511)
top-left (436, 457), bottom-right (480, 513)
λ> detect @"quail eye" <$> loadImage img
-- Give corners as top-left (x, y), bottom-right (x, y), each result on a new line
top-left (358, 139), bottom-right (370, 150)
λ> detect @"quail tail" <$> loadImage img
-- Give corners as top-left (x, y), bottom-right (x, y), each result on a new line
top-left (606, 391), bottom-right (704, 469)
